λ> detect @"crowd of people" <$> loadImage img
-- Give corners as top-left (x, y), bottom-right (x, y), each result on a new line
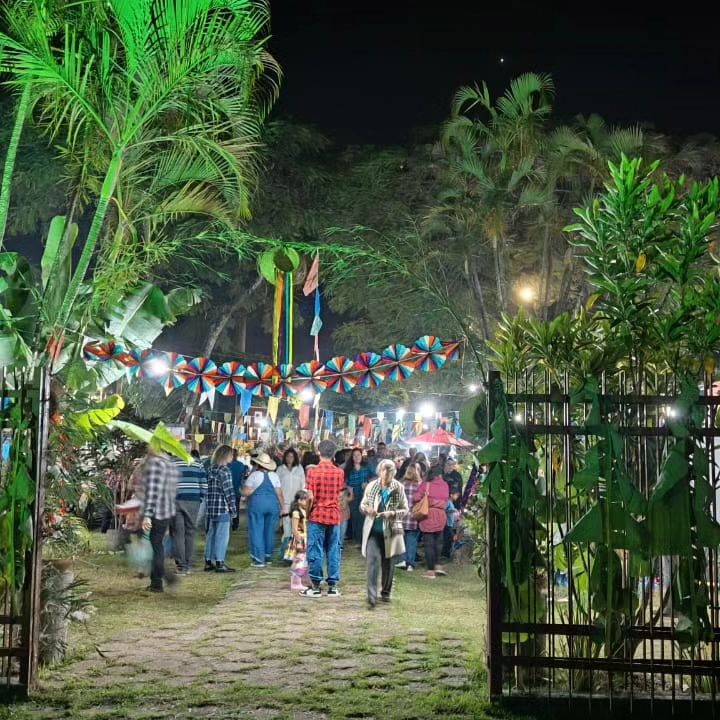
top-left (131, 438), bottom-right (480, 608)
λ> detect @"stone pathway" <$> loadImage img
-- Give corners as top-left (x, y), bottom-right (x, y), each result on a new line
top-left (8, 547), bottom-right (485, 720)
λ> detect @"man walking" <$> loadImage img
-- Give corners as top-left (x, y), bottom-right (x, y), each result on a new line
top-left (171, 442), bottom-right (207, 575)
top-left (229, 449), bottom-right (246, 530)
top-left (138, 448), bottom-right (178, 593)
top-left (302, 440), bottom-right (345, 598)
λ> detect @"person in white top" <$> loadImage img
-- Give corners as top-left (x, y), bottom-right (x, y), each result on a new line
top-left (276, 448), bottom-right (306, 540)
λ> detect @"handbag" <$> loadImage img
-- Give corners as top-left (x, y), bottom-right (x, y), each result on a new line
top-left (411, 487), bottom-right (430, 522)
top-left (391, 519), bottom-right (404, 536)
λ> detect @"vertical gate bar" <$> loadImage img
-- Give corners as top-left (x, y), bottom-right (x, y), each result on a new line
top-left (19, 369), bottom-right (49, 693)
top-left (487, 371), bottom-right (503, 699)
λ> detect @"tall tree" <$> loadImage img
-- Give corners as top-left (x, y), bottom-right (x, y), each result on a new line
top-left (0, 0), bottom-right (280, 332)
top-left (438, 73), bottom-right (554, 316)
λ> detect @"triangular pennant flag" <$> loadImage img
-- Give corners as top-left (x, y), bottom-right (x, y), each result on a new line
top-left (303, 252), bottom-right (320, 296)
top-left (267, 396), bottom-right (280, 424)
top-left (310, 314), bottom-right (323, 336)
top-left (239, 388), bottom-right (253, 416)
top-left (299, 404), bottom-right (311, 429)
top-left (194, 433), bottom-right (205, 444)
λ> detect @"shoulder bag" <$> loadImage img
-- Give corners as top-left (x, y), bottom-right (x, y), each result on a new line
top-left (411, 484), bottom-right (430, 522)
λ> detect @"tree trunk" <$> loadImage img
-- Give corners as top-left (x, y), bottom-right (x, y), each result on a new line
top-left (55, 149), bottom-right (123, 330)
top-left (0, 82), bottom-right (32, 251)
top-left (464, 253), bottom-right (491, 340)
top-left (557, 247), bottom-right (575, 313)
top-left (237, 316), bottom-right (247, 353)
top-left (540, 225), bottom-right (553, 320)
top-left (183, 275), bottom-right (263, 427)
top-left (492, 236), bottom-right (506, 313)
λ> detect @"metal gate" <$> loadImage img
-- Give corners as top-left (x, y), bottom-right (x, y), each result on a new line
top-left (485, 369), bottom-right (720, 715)
top-left (0, 370), bottom-right (49, 697)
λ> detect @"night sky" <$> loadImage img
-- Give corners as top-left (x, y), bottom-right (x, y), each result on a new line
top-left (270, 0), bottom-right (720, 145)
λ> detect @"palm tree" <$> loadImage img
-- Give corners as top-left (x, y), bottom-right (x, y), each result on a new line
top-left (0, 0), bottom-right (279, 331)
top-left (0, 0), bottom-right (70, 250)
top-left (437, 73), bottom-right (554, 317)
top-left (546, 115), bottom-right (659, 312)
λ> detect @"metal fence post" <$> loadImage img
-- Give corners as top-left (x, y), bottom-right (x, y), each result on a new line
top-left (486, 371), bottom-right (503, 699)
top-left (19, 369), bottom-right (50, 693)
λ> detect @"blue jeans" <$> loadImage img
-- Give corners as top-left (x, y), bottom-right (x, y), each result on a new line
top-left (205, 513), bottom-right (231, 563)
top-left (348, 494), bottom-right (364, 545)
top-left (403, 529), bottom-right (420, 568)
top-left (339, 519), bottom-right (348, 549)
top-left (307, 522), bottom-right (342, 587)
top-left (247, 495), bottom-right (280, 565)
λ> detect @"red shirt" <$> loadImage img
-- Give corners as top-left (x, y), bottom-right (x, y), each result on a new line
top-left (306, 459), bottom-right (345, 525)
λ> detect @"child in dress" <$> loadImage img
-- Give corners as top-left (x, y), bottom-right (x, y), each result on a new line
top-left (289, 490), bottom-right (309, 591)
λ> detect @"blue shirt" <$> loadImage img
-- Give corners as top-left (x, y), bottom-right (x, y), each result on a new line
top-left (229, 460), bottom-right (246, 499)
top-left (346, 464), bottom-right (374, 491)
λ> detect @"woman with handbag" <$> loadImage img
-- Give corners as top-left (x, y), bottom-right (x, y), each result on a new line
top-left (360, 459), bottom-right (409, 608)
top-left (414, 465), bottom-right (450, 579)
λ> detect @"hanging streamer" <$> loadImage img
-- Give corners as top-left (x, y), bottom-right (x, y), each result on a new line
top-left (311, 288), bottom-right (322, 362)
top-left (272, 272), bottom-right (285, 366)
top-left (285, 271), bottom-right (294, 365)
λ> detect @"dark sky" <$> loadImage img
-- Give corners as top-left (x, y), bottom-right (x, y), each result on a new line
top-left (269, 0), bottom-right (720, 145)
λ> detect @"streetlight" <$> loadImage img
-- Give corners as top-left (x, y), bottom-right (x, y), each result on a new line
top-left (517, 285), bottom-right (537, 305)
top-left (419, 402), bottom-right (435, 418)
top-left (468, 383), bottom-right (478, 393)
top-left (396, 408), bottom-right (406, 420)
top-left (300, 387), bottom-right (314, 403)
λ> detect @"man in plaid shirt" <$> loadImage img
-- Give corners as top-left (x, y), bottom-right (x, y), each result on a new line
top-left (138, 450), bottom-right (178, 592)
top-left (301, 440), bottom-right (346, 597)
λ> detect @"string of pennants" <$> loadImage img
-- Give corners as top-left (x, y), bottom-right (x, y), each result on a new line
top-left (82, 335), bottom-right (462, 404)
top-left (185, 407), bottom-right (463, 446)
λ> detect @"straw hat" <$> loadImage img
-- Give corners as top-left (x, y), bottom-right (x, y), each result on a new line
top-left (253, 452), bottom-right (277, 471)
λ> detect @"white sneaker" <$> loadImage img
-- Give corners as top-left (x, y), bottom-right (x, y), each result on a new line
top-left (300, 586), bottom-right (322, 598)
top-left (395, 561), bottom-right (407, 569)
top-left (406, 565), bottom-right (414, 572)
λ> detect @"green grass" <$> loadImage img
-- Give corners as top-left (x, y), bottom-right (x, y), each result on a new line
top-left (0, 527), bottom-right (545, 720)
top-left (61, 531), bottom-right (248, 662)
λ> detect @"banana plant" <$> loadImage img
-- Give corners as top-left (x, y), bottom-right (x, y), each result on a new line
top-left (477, 380), bottom-right (544, 643)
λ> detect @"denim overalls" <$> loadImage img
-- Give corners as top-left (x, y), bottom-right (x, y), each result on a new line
top-left (247, 472), bottom-right (280, 565)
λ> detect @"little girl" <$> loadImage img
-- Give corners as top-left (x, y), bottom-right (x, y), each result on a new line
top-left (289, 490), bottom-right (309, 591)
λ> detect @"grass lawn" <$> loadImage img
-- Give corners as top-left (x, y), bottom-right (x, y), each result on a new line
top-left (0, 524), bottom-right (542, 720)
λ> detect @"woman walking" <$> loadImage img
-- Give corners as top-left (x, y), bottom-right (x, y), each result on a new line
top-left (360, 459), bottom-right (408, 608)
top-left (414, 465), bottom-right (449, 579)
top-left (242, 453), bottom-right (284, 568)
top-left (277, 448), bottom-right (305, 542)
top-left (396, 462), bottom-right (423, 571)
top-left (204, 445), bottom-right (237, 573)
top-left (345, 448), bottom-right (374, 546)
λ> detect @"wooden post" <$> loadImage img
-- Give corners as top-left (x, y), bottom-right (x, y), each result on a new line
top-left (20, 369), bottom-right (50, 693)
top-left (486, 371), bottom-right (503, 699)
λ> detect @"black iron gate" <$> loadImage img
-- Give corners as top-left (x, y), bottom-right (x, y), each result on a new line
top-left (0, 369), bottom-right (49, 697)
top-left (485, 369), bottom-right (720, 715)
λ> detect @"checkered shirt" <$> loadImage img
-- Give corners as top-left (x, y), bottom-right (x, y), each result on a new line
top-left (206, 464), bottom-right (236, 519)
top-left (402, 480), bottom-right (419, 531)
top-left (306, 459), bottom-right (345, 525)
top-left (138, 454), bottom-right (178, 521)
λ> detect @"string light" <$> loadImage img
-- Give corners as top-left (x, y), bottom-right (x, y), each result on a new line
top-left (396, 408), bottom-right (406, 420)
